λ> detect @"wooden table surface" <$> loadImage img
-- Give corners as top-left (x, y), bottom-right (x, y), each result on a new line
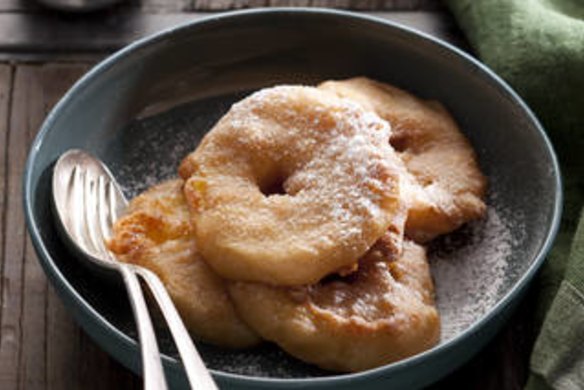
top-left (0, 1), bottom-right (538, 388)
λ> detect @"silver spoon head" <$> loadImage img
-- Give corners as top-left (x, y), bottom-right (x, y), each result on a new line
top-left (52, 149), bottom-right (128, 268)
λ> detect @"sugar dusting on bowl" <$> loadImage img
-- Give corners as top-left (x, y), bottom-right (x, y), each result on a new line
top-left (110, 94), bottom-right (239, 199)
top-left (429, 194), bottom-right (521, 341)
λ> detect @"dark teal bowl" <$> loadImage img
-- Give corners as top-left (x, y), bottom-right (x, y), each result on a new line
top-left (23, 8), bottom-right (561, 389)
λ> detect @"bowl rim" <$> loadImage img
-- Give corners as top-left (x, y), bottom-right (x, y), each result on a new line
top-left (23, 6), bottom-right (563, 386)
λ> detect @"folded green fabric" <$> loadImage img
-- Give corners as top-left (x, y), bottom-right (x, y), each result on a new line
top-left (446, 1), bottom-right (584, 389)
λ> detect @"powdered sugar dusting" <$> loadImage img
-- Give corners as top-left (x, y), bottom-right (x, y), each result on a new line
top-left (197, 342), bottom-right (327, 378)
top-left (429, 200), bottom-right (519, 340)
top-left (209, 86), bottom-right (400, 255)
top-left (110, 94), bottom-right (239, 198)
top-left (285, 129), bottom-right (394, 247)
top-left (117, 139), bottom-right (187, 198)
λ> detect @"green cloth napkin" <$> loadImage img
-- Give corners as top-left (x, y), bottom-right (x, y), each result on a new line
top-left (446, 1), bottom-right (584, 389)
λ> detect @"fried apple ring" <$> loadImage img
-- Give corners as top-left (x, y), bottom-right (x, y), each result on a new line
top-left (107, 179), bottom-right (260, 348)
top-left (179, 86), bottom-right (407, 285)
top-left (229, 239), bottom-right (440, 372)
top-left (319, 77), bottom-right (487, 242)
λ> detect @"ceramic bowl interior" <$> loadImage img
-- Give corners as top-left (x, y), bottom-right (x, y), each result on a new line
top-left (24, 9), bottom-right (561, 390)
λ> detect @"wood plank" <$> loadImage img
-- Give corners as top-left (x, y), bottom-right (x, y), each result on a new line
top-left (17, 65), bottom-right (48, 390)
top-left (0, 0), bottom-right (37, 12)
top-left (0, 66), bottom-right (10, 297)
top-left (0, 64), bottom-right (32, 390)
top-left (0, 64), bottom-right (30, 390)
top-left (139, 0), bottom-right (186, 13)
top-left (189, 0), bottom-right (444, 11)
top-left (0, 0), bottom-right (443, 12)
top-left (0, 64), bottom-right (13, 388)
top-left (0, 12), bottom-right (203, 61)
top-left (0, 10), bottom-right (465, 62)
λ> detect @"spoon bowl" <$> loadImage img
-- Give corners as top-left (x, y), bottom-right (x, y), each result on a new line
top-left (52, 149), bottom-right (128, 267)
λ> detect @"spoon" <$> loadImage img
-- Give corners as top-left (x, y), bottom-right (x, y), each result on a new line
top-left (52, 149), bottom-right (217, 390)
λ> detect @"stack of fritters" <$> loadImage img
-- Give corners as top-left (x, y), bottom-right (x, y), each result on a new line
top-left (108, 78), bottom-right (486, 372)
